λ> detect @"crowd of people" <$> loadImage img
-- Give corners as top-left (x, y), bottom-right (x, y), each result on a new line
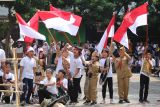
top-left (0, 40), bottom-right (159, 106)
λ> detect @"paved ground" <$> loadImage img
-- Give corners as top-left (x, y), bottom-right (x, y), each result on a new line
top-left (0, 73), bottom-right (160, 107)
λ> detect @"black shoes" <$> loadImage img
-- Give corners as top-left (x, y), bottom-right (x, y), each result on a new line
top-left (139, 99), bottom-right (150, 103)
top-left (139, 99), bottom-right (143, 103)
top-left (119, 99), bottom-right (130, 104)
top-left (143, 100), bottom-right (150, 103)
top-left (124, 99), bottom-right (130, 103)
top-left (83, 100), bottom-right (91, 104)
top-left (90, 102), bottom-right (97, 106)
top-left (119, 100), bottom-right (123, 104)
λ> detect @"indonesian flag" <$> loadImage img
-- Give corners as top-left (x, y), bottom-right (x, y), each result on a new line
top-left (16, 13), bottom-right (46, 41)
top-left (96, 15), bottom-right (115, 54)
top-left (113, 3), bottom-right (148, 48)
top-left (24, 12), bottom-right (39, 43)
top-left (38, 5), bottom-right (82, 36)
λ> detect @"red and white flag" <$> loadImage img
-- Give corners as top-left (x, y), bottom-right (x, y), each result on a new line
top-left (38, 5), bottom-right (82, 36)
top-left (96, 15), bottom-right (115, 54)
top-left (24, 12), bottom-right (39, 43)
top-left (113, 3), bottom-right (148, 48)
top-left (16, 13), bottom-right (46, 41)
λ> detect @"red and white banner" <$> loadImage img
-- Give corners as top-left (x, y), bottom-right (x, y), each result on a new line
top-left (24, 12), bottom-right (39, 43)
top-left (96, 15), bottom-right (115, 54)
top-left (16, 13), bottom-right (46, 41)
top-left (113, 3), bottom-right (148, 48)
top-left (38, 5), bottom-right (82, 36)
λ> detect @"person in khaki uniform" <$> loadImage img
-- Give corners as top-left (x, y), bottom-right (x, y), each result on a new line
top-left (113, 47), bottom-right (132, 104)
top-left (84, 51), bottom-right (99, 106)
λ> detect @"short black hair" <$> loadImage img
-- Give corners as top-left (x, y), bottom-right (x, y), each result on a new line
top-left (58, 69), bottom-right (66, 76)
top-left (5, 61), bottom-right (11, 66)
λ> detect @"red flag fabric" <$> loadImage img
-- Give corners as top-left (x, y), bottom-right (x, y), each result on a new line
top-left (113, 3), bottom-right (148, 48)
top-left (24, 12), bottom-right (39, 43)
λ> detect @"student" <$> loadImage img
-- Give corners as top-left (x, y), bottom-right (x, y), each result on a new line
top-left (139, 52), bottom-right (152, 103)
top-left (99, 49), bottom-right (114, 104)
top-left (57, 69), bottom-right (68, 94)
top-left (69, 46), bottom-right (83, 104)
top-left (38, 68), bottom-right (58, 104)
top-left (113, 47), bottom-right (132, 104)
top-left (84, 51), bottom-right (99, 105)
top-left (2, 61), bottom-right (15, 104)
top-left (19, 47), bottom-right (36, 105)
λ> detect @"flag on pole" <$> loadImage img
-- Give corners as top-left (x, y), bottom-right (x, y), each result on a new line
top-left (38, 5), bottom-right (82, 36)
top-left (16, 13), bottom-right (46, 41)
top-left (113, 2), bottom-right (148, 48)
top-left (24, 12), bottom-right (39, 43)
top-left (96, 14), bottom-right (115, 54)
top-left (50, 5), bottom-right (82, 35)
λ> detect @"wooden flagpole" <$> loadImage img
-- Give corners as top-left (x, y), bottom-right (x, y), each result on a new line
top-left (47, 29), bottom-right (57, 43)
top-left (60, 32), bottom-right (72, 45)
top-left (76, 33), bottom-right (81, 45)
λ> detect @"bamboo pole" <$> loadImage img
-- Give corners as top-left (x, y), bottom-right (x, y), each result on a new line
top-left (47, 28), bottom-right (57, 43)
top-left (0, 90), bottom-right (22, 93)
top-left (61, 32), bottom-right (72, 45)
top-left (12, 48), bottom-right (20, 107)
top-left (76, 33), bottom-right (81, 45)
top-left (0, 84), bottom-right (15, 86)
top-left (0, 58), bottom-right (22, 61)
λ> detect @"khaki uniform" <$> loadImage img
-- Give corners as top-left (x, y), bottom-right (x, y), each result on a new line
top-left (86, 61), bottom-right (99, 102)
top-left (115, 56), bottom-right (132, 100)
top-left (84, 76), bottom-right (89, 98)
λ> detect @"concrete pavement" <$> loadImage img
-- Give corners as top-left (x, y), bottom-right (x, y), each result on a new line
top-left (0, 73), bottom-right (160, 107)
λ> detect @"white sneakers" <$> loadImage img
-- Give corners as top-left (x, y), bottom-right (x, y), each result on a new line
top-left (110, 99), bottom-right (115, 104)
top-left (100, 99), bottom-right (106, 104)
top-left (100, 99), bottom-right (115, 104)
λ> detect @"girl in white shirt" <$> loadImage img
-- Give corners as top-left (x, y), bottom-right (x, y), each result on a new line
top-left (38, 69), bottom-right (58, 104)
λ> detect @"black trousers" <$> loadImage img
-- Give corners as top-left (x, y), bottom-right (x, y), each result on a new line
top-left (69, 78), bottom-right (81, 102)
top-left (78, 75), bottom-right (83, 94)
top-left (20, 78), bottom-right (33, 103)
top-left (102, 77), bottom-right (113, 99)
top-left (139, 74), bottom-right (150, 101)
top-left (38, 89), bottom-right (56, 104)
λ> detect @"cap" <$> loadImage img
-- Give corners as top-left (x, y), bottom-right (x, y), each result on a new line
top-left (27, 47), bottom-right (34, 52)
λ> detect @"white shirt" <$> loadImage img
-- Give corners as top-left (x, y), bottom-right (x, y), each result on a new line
top-left (40, 77), bottom-right (58, 95)
top-left (99, 57), bottom-right (113, 77)
top-left (151, 58), bottom-right (156, 67)
top-left (3, 72), bottom-right (15, 81)
top-left (55, 57), bottom-right (64, 74)
top-left (20, 56), bottom-right (36, 79)
top-left (0, 70), bottom-right (3, 76)
top-left (70, 55), bottom-right (83, 78)
top-left (42, 45), bottom-right (49, 55)
top-left (0, 49), bottom-right (6, 67)
top-left (61, 78), bottom-right (68, 89)
top-left (0, 70), bottom-right (14, 82)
